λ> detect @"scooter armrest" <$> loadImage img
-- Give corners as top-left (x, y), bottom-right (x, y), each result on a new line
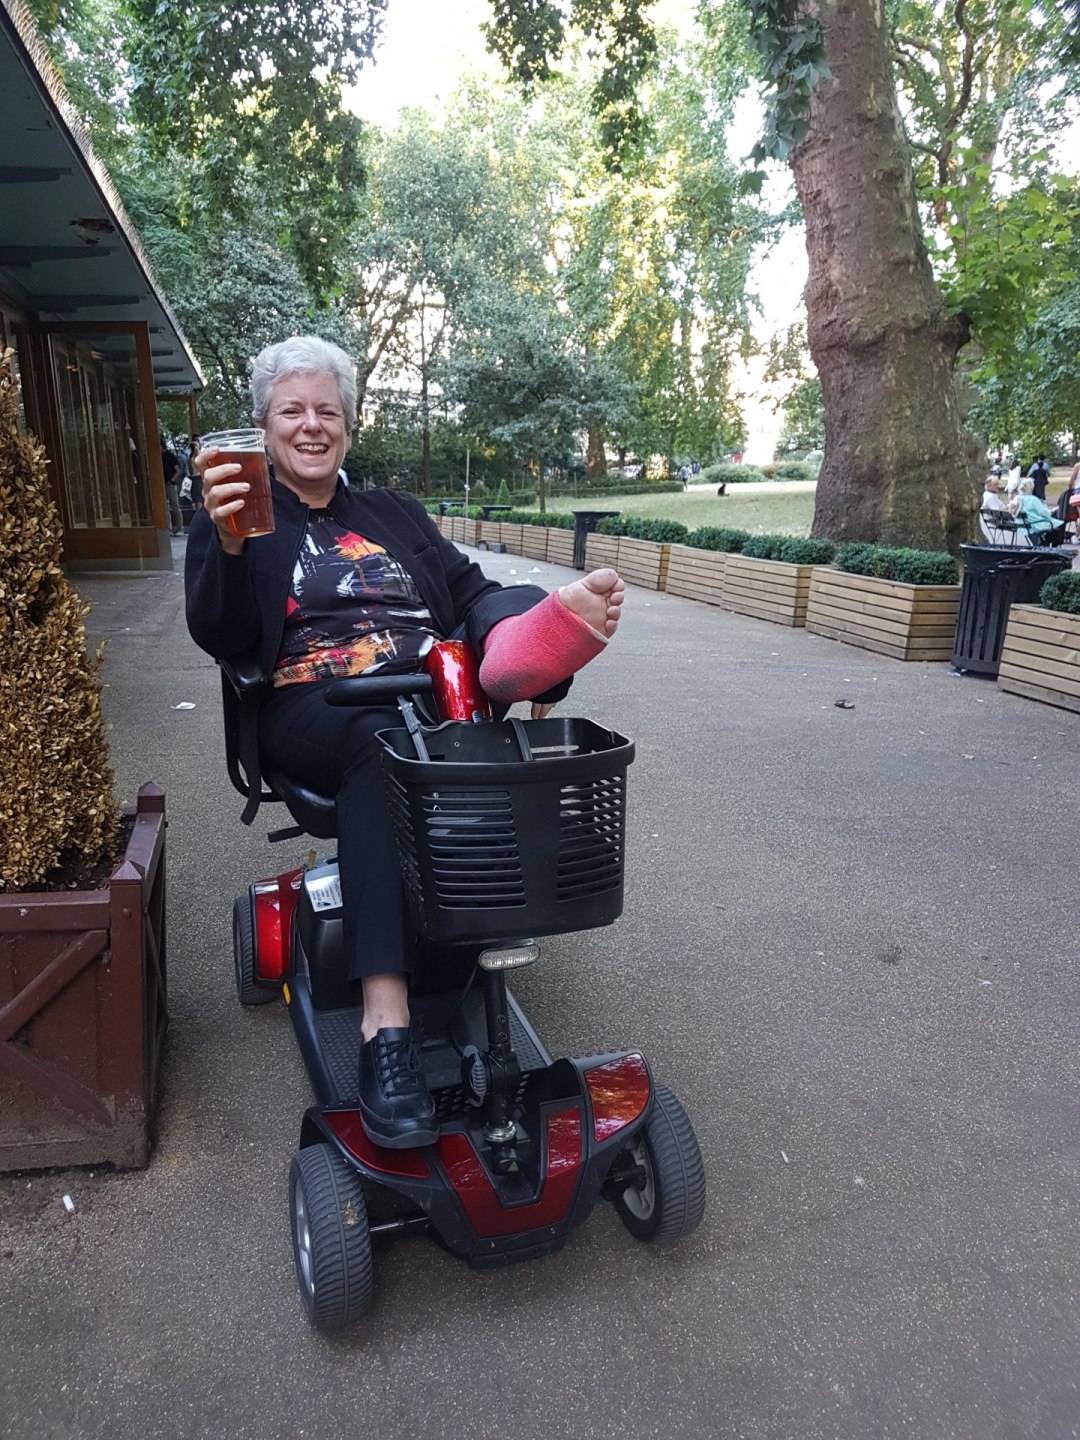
top-left (219, 655), bottom-right (269, 700)
top-left (324, 674), bottom-right (433, 706)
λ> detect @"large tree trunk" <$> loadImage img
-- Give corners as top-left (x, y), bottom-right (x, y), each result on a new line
top-left (586, 420), bottom-right (606, 479)
top-left (795, 0), bottom-right (977, 552)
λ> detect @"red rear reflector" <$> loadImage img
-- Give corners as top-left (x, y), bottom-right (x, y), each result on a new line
top-left (584, 1054), bottom-right (650, 1142)
top-left (252, 869), bottom-right (302, 982)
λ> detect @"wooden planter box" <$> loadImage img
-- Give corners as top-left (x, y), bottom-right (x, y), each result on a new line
top-left (546, 529), bottom-right (574, 567)
top-left (585, 532), bottom-right (620, 571)
top-left (806, 568), bottom-right (961, 660)
top-left (479, 520), bottom-right (503, 549)
top-left (721, 554), bottom-right (819, 627)
top-left (449, 516), bottom-right (479, 547)
top-left (664, 544), bottom-right (728, 605)
top-left (616, 537), bottom-right (670, 592)
top-left (519, 525), bottom-right (548, 561)
top-left (0, 784), bottom-right (168, 1172)
top-left (499, 523), bottom-right (524, 555)
top-left (437, 515), bottom-right (454, 538)
top-left (997, 604), bottom-right (1080, 713)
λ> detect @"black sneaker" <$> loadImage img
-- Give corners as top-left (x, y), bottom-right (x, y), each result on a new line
top-left (358, 1027), bottom-right (438, 1149)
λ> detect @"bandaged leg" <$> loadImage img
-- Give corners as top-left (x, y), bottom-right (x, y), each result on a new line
top-left (479, 568), bottom-right (624, 704)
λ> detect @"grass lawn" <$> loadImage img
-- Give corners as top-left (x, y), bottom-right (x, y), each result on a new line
top-left (546, 480), bottom-right (816, 537)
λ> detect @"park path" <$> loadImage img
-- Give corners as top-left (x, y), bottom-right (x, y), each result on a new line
top-left (2, 540), bottom-right (1078, 1440)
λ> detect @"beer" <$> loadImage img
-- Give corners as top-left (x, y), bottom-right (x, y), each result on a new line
top-left (223, 449), bottom-right (274, 538)
top-left (201, 428), bottom-right (275, 539)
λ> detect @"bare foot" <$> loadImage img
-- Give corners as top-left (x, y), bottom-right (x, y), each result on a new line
top-left (557, 568), bottom-right (625, 639)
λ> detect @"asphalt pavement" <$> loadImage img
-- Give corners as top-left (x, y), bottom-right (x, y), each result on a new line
top-left (2, 535), bottom-right (1078, 1440)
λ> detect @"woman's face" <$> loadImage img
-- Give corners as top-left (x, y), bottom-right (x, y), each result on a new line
top-left (262, 371), bottom-right (348, 504)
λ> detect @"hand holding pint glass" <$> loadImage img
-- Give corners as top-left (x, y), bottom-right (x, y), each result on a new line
top-left (199, 428), bottom-right (275, 541)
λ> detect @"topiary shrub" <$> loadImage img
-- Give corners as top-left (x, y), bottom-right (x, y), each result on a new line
top-left (701, 462), bottom-right (766, 485)
top-left (740, 533), bottom-right (788, 560)
top-left (835, 542), bottom-right (958, 585)
top-left (0, 348), bottom-right (120, 891)
top-left (773, 461), bottom-right (818, 482)
top-left (623, 517), bottom-right (689, 543)
top-left (685, 527), bottom-right (749, 553)
top-left (776, 537), bottom-right (835, 565)
top-left (597, 516), bottom-right (628, 536)
top-left (1039, 570), bottom-right (1080, 615)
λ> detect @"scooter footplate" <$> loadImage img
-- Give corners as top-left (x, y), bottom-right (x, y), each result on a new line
top-left (309, 989), bottom-right (550, 1108)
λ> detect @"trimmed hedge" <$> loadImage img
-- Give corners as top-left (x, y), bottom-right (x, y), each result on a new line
top-left (597, 516), bottom-right (690, 543)
top-left (502, 510), bottom-right (574, 528)
top-left (835, 542), bottom-right (958, 586)
top-left (1039, 570), bottom-right (1080, 615)
top-left (685, 527), bottom-right (749, 553)
top-left (736, 534), bottom-right (835, 564)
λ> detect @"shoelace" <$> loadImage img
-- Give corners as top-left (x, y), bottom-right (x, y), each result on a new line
top-left (374, 1034), bottom-right (424, 1097)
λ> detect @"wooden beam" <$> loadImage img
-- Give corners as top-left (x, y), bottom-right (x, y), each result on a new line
top-left (0, 246), bottom-right (114, 264)
top-left (0, 166), bottom-right (72, 182)
top-left (30, 294), bottom-right (141, 310)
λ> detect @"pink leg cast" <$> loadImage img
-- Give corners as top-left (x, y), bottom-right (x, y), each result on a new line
top-left (479, 569), bottom-right (624, 704)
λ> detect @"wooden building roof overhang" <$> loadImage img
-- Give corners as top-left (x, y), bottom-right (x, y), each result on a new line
top-left (0, 0), bottom-right (203, 395)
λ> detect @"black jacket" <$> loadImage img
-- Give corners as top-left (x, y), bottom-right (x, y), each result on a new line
top-left (185, 478), bottom-right (566, 820)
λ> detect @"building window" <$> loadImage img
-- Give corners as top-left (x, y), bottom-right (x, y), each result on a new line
top-left (46, 332), bottom-right (152, 529)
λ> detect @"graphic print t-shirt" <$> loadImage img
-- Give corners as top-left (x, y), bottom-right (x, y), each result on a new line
top-left (272, 511), bottom-right (440, 686)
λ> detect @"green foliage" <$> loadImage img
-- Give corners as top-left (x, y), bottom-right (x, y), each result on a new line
top-left (776, 537), bottom-right (835, 564)
top-left (123, 0), bottom-right (385, 291)
top-left (776, 380), bottom-right (825, 456)
top-left (932, 167), bottom-right (1079, 359)
top-left (483, 0), bottom-right (659, 158)
top-left (835, 543), bottom-right (959, 585)
top-left (702, 463), bottom-right (766, 484)
top-left (685, 527), bottom-right (749, 553)
top-left (1039, 571), bottom-right (1080, 615)
top-left (494, 480), bottom-right (512, 506)
top-left (774, 460), bottom-right (818, 481)
top-left (740, 532), bottom-right (789, 559)
top-left (744, 0), bottom-right (830, 162)
top-left (596, 516), bottom-right (689, 543)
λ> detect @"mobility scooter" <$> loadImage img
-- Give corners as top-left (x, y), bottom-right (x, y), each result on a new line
top-left (221, 641), bottom-right (705, 1330)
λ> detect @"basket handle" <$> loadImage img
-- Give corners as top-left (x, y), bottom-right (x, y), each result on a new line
top-left (508, 717), bottom-right (533, 762)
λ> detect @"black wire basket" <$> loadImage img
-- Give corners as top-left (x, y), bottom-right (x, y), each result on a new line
top-left (377, 716), bottom-right (634, 945)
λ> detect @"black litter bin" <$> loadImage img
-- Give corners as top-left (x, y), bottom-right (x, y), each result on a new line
top-left (951, 544), bottom-right (1071, 675)
top-left (571, 510), bottom-right (620, 570)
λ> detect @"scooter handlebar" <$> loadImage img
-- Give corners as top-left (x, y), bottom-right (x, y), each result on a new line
top-left (324, 674), bottom-right (434, 707)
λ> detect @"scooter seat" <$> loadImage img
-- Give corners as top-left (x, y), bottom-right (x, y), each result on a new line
top-left (263, 764), bottom-right (337, 840)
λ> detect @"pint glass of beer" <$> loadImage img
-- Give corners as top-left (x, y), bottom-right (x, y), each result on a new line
top-left (201, 428), bottom-right (275, 539)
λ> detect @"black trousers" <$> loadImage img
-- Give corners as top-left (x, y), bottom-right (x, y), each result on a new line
top-left (259, 680), bottom-right (410, 983)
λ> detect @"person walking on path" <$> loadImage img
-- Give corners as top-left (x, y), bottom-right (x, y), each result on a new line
top-left (160, 436), bottom-right (184, 536)
top-left (1027, 454), bottom-right (1051, 502)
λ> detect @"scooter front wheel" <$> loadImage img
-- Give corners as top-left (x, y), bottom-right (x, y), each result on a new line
top-left (289, 1144), bottom-right (374, 1330)
top-left (610, 1083), bottom-right (706, 1244)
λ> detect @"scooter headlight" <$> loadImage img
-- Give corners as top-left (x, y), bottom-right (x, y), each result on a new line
top-left (478, 943), bottom-right (540, 971)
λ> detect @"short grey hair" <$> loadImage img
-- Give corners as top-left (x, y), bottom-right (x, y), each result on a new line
top-left (1019, 477), bottom-right (1034, 493)
top-left (250, 336), bottom-right (358, 426)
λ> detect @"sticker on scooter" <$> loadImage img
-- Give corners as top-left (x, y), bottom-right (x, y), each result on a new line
top-left (307, 873), bottom-right (343, 911)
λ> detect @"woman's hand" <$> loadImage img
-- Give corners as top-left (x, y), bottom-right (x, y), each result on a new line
top-left (530, 702), bottom-right (554, 720)
top-left (194, 445), bottom-right (249, 555)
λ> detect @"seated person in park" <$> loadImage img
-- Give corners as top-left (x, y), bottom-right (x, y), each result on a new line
top-left (1009, 478), bottom-right (1066, 544)
top-left (1054, 463), bottom-right (1080, 533)
top-left (981, 474), bottom-right (1007, 512)
top-left (186, 335), bottom-right (624, 1150)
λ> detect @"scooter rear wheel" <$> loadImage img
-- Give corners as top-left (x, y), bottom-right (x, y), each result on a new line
top-left (232, 895), bottom-right (278, 1006)
top-left (289, 1144), bottom-right (374, 1330)
top-left (611, 1083), bottom-right (706, 1244)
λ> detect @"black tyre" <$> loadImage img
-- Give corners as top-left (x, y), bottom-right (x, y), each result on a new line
top-left (610, 1083), bottom-right (706, 1244)
top-left (232, 894), bottom-right (277, 1006)
top-left (289, 1144), bottom-right (374, 1330)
